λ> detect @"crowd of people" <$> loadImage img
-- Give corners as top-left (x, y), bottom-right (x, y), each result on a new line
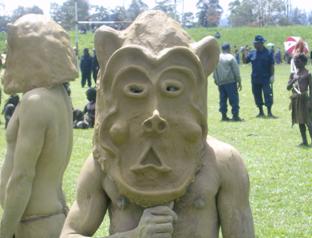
top-left (79, 48), bottom-right (99, 88)
top-left (213, 34), bottom-right (312, 146)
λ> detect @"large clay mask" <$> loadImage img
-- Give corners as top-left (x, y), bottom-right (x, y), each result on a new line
top-left (94, 11), bottom-right (219, 207)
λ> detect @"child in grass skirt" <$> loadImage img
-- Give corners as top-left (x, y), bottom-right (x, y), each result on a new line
top-left (287, 53), bottom-right (312, 146)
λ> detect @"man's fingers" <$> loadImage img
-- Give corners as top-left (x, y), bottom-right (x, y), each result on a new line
top-left (150, 215), bottom-right (174, 224)
top-left (152, 223), bottom-right (174, 233)
top-left (145, 206), bottom-right (177, 221)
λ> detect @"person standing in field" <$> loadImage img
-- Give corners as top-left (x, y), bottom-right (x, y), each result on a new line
top-left (246, 35), bottom-right (275, 118)
top-left (287, 53), bottom-right (312, 146)
top-left (91, 49), bottom-right (99, 85)
top-left (80, 48), bottom-right (92, 88)
top-left (0, 14), bottom-right (77, 238)
top-left (213, 43), bottom-right (243, 121)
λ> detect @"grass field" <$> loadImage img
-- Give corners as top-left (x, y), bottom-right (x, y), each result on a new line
top-left (0, 27), bottom-right (312, 237)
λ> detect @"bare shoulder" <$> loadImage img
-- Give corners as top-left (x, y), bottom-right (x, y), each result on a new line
top-left (77, 155), bottom-right (105, 194)
top-left (20, 88), bottom-right (53, 111)
top-left (206, 136), bottom-right (249, 184)
top-left (22, 87), bottom-right (62, 105)
top-left (79, 155), bottom-right (103, 179)
top-left (19, 86), bottom-right (69, 120)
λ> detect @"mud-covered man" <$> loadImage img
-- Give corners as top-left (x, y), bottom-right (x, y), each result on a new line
top-left (0, 14), bottom-right (78, 238)
top-left (61, 11), bottom-right (254, 238)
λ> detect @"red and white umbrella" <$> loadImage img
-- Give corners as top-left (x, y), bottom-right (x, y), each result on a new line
top-left (284, 36), bottom-right (309, 55)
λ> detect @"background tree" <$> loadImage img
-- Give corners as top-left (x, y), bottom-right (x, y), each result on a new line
top-left (308, 11), bottom-right (312, 25)
top-left (89, 6), bottom-right (110, 22)
top-left (181, 11), bottom-right (195, 28)
top-left (88, 6), bottom-right (110, 31)
top-left (290, 8), bottom-right (307, 25)
top-left (109, 6), bottom-right (128, 30)
top-left (228, 0), bottom-right (261, 26)
top-left (50, 0), bottom-right (89, 30)
top-left (228, 0), bottom-right (299, 26)
top-left (127, 0), bottom-right (148, 21)
top-left (11, 6), bottom-right (43, 22)
top-left (153, 0), bottom-right (176, 19)
top-left (0, 15), bottom-right (10, 31)
top-left (196, 0), bottom-right (223, 27)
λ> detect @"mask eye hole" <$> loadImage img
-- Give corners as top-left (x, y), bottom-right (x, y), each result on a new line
top-left (166, 85), bottom-right (180, 92)
top-left (161, 80), bottom-right (184, 97)
top-left (124, 84), bottom-right (147, 98)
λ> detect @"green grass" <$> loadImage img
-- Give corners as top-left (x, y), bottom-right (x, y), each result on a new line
top-left (187, 25), bottom-right (312, 53)
top-left (0, 27), bottom-right (312, 237)
top-left (0, 25), bottom-right (311, 56)
top-left (0, 32), bottom-right (6, 53)
top-left (65, 25), bottom-right (312, 57)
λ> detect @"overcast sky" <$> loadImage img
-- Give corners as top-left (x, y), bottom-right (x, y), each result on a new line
top-left (0, 0), bottom-right (311, 17)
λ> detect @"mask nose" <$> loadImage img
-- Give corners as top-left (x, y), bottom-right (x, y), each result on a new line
top-left (142, 109), bottom-right (168, 134)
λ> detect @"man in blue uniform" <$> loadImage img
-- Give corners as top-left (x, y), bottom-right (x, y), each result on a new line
top-left (246, 35), bottom-right (275, 118)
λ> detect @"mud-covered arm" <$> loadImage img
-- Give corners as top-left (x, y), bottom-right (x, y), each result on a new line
top-left (0, 97), bottom-right (47, 238)
top-left (61, 156), bottom-right (177, 238)
top-left (60, 156), bottom-right (109, 238)
top-left (217, 148), bottom-right (255, 238)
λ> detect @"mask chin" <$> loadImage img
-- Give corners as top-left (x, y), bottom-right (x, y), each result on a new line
top-left (104, 141), bottom-right (203, 207)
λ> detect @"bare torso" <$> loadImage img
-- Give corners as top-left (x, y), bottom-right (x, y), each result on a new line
top-left (61, 137), bottom-right (254, 238)
top-left (0, 85), bottom-right (73, 219)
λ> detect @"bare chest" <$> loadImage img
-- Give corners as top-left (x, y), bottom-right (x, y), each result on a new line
top-left (103, 165), bottom-right (221, 238)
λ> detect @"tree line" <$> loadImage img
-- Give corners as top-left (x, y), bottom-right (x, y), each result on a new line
top-left (0, 0), bottom-right (311, 32)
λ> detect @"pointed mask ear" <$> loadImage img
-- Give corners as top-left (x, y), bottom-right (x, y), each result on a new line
top-left (94, 26), bottom-right (124, 69)
top-left (191, 36), bottom-right (219, 78)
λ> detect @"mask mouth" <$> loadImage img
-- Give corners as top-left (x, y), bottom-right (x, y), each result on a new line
top-left (130, 147), bottom-right (172, 174)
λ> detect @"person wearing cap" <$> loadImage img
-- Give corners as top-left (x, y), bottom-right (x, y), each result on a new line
top-left (246, 35), bottom-right (275, 118)
top-left (213, 43), bottom-right (243, 121)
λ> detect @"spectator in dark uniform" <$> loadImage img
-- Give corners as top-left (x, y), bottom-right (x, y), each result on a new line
top-left (80, 48), bottom-right (92, 88)
top-left (246, 35), bottom-right (275, 118)
top-left (92, 49), bottom-right (99, 84)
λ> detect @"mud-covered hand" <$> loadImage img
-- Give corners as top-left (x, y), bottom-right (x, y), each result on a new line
top-left (132, 205), bottom-right (177, 238)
